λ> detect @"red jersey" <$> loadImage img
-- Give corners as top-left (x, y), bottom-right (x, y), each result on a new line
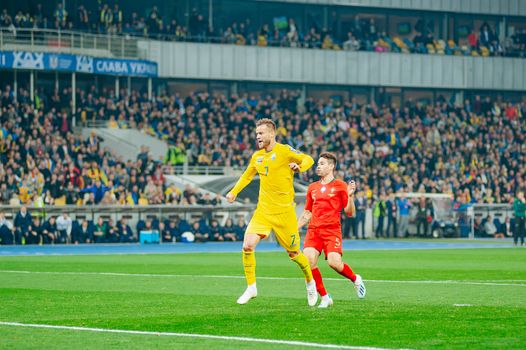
top-left (305, 179), bottom-right (348, 229)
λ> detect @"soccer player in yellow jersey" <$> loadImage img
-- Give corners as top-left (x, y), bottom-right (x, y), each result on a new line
top-left (226, 118), bottom-right (318, 306)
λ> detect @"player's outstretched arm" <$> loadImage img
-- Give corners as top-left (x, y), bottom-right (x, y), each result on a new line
top-left (344, 181), bottom-right (356, 217)
top-left (226, 192), bottom-right (237, 203)
top-left (289, 163), bottom-right (301, 172)
top-left (227, 155), bottom-right (257, 203)
top-left (298, 210), bottom-right (312, 230)
top-left (287, 146), bottom-right (314, 173)
top-left (298, 153), bottom-right (314, 173)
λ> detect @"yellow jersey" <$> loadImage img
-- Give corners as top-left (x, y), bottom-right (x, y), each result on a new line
top-left (230, 143), bottom-right (314, 214)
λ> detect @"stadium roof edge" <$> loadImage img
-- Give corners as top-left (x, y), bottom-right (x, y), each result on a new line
top-left (258, 0), bottom-right (526, 17)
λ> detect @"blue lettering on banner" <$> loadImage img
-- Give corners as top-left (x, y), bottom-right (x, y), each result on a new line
top-left (0, 50), bottom-right (157, 77)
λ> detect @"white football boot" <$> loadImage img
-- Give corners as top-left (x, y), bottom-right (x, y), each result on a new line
top-left (236, 284), bottom-right (257, 305)
top-left (354, 274), bottom-right (366, 299)
top-left (318, 295), bottom-right (334, 308)
top-left (306, 279), bottom-right (318, 306)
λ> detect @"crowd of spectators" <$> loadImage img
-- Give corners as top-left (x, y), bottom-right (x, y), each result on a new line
top-left (0, 207), bottom-right (249, 245)
top-left (2, 83), bottom-right (526, 210)
top-left (0, 84), bottom-right (228, 208)
top-left (1, 4), bottom-right (525, 57)
top-left (1, 82), bottom-right (525, 242)
top-left (80, 87), bottom-right (526, 208)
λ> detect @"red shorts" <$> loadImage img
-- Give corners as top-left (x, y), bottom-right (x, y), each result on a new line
top-left (303, 226), bottom-right (343, 258)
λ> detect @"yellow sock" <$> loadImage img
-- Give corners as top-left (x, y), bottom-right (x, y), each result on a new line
top-left (242, 251), bottom-right (256, 285)
top-left (291, 252), bottom-right (313, 283)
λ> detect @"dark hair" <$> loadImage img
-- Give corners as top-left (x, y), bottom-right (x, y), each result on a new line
top-left (319, 152), bottom-right (337, 167)
top-left (256, 118), bottom-right (276, 131)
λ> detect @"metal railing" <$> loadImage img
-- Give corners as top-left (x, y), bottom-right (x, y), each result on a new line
top-left (0, 204), bottom-right (255, 245)
top-left (0, 27), bottom-right (139, 58)
top-left (0, 203), bottom-right (254, 226)
top-left (171, 165), bottom-right (244, 176)
top-left (82, 120), bottom-right (109, 128)
top-left (0, 203), bottom-right (254, 215)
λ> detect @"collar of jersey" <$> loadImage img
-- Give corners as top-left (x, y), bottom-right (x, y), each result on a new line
top-left (320, 178), bottom-right (335, 186)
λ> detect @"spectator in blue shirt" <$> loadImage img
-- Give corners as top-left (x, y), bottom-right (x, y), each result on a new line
top-left (397, 194), bottom-right (412, 237)
top-left (80, 181), bottom-right (110, 204)
top-left (73, 220), bottom-right (93, 244)
top-left (0, 212), bottom-right (14, 245)
top-left (192, 219), bottom-right (210, 242)
top-left (210, 219), bottom-right (224, 241)
top-left (160, 221), bottom-right (173, 243)
top-left (118, 217), bottom-right (134, 243)
top-left (27, 217), bottom-right (43, 245)
top-left (233, 218), bottom-right (247, 241)
top-left (42, 216), bottom-right (57, 244)
top-left (14, 206), bottom-right (32, 244)
top-left (167, 219), bottom-right (181, 241)
top-left (177, 216), bottom-right (192, 235)
top-left (223, 218), bottom-right (237, 241)
top-left (106, 218), bottom-right (120, 243)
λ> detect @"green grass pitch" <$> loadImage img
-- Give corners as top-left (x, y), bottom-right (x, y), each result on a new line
top-left (0, 248), bottom-right (525, 349)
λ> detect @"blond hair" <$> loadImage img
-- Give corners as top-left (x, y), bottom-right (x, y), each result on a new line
top-left (255, 118), bottom-right (276, 131)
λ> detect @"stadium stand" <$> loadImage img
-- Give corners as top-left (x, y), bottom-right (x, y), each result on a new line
top-left (1, 84), bottom-right (525, 210)
top-left (0, 1), bottom-right (525, 245)
top-left (1, 3), bottom-right (525, 57)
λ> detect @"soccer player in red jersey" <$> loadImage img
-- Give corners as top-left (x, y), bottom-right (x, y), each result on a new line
top-left (298, 152), bottom-right (366, 308)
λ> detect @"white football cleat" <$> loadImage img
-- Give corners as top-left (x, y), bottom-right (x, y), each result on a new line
top-left (306, 280), bottom-right (318, 306)
top-left (354, 274), bottom-right (366, 299)
top-left (237, 284), bottom-right (257, 305)
top-left (318, 295), bottom-right (333, 308)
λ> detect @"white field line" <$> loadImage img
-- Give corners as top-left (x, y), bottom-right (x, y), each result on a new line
top-left (0, 270), bottom-right (525, 287)
top-left (0, 321), bottom-right (410, 350)
top-left (0, 245), bottom-right (514, 257)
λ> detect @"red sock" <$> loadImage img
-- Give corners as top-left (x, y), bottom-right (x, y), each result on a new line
top-left (338, 263), bottom-right (357, 282)
top-left (311, 267), bottom-right (327, 297)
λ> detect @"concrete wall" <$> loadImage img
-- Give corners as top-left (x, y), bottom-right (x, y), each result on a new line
top-left (140, 41), bottom-right (526, 91)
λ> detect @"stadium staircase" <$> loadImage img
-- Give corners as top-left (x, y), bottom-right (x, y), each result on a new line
top-left (81, 128), bottom-right (168, 162)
